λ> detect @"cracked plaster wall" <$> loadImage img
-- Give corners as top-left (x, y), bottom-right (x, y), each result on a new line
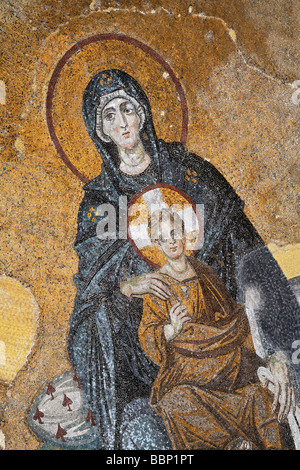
top-left (0, 0), bottom-right (299, 449)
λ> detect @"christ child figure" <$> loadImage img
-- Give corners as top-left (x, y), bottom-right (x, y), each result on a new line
top-left (134, 208), bottom-right (287, 450)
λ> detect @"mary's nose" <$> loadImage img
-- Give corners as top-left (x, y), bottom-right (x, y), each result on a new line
top-left (116, 110), bottom-right (127, 128)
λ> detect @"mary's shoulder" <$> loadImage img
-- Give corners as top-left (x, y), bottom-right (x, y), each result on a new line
top-left (160, 140), bottom-right (240, 199)
top-left (161, 140), bottom-right (217, 172)
top-left (80, 169), bottom-right (119, 206)
top-left (82, 170), bottom-right (106, 192)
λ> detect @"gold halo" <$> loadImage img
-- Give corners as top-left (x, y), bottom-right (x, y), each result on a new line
top-left (50, 38), bottom-right (184, 182)
top-left (127, 184), bottom-right (203, 268)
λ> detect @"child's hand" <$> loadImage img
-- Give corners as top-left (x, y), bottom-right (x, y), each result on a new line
top-left (164, 302), bottom-right (191, 341)
top-left (120, 273), bottom-right (171, 300)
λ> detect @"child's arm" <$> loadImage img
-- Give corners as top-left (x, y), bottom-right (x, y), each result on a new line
top-left (138, 294), bottom-right (170, 366)
top-left (164, 303), bottom-right (191, 341)
top-left (139, 296), bottom-right (192, 365)
top-left (120, 273), bottom-right (171, 301)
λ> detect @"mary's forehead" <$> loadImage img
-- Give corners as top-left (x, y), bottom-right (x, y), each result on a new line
top-left (102, 97), bottom-right (134, 112)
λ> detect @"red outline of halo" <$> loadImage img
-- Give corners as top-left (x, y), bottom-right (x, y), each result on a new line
top-left (127, 183), bottom-right (203, 268)
top-left (46, 33), bottom-right (189, 184)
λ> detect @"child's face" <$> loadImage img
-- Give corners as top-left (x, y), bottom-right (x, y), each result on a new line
top-left (157, 221), bottom-right (185, 260)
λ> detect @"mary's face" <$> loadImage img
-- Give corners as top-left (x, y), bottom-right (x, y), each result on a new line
top-left (102, 97), bottom-right (141, 150)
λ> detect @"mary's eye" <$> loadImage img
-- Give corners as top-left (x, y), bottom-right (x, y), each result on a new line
top-left (121, 102), bottom-right (135, 114)
top-left (124, 107), bottom-right (134, 114)
top-left (104, 112), bottom-right (115, 122)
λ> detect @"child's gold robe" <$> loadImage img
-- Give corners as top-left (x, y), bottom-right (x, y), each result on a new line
top-left (139, 257), bottom-right (283, 450)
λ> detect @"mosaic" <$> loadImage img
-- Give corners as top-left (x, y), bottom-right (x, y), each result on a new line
top-left (0, 1), bottom-right (299, 455)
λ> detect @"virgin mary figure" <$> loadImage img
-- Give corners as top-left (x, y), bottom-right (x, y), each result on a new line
top-left (66, 69), bottom-right (299, 450)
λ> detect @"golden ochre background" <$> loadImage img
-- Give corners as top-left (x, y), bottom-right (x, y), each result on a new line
top-left (0, 0), bottom-right (299, 449)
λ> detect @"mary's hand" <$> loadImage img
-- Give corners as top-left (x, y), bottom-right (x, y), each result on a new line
top-left (262, 352), bottom-right (296, 422)
top-left (120, 273), bottom-right (172, 300)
